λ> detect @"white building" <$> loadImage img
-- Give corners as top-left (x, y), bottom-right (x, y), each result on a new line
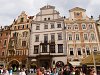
top-left (29, 5), bottom-right (67, 69)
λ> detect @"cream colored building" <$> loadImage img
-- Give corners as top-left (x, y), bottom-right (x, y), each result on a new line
top-left (7, 11), bottom-right (33, 69)
top-left (29, 5), bottom-right (67, 69)
top-left (64, 7), bottom-right (100, 65)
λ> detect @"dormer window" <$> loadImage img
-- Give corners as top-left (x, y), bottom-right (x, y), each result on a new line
top-left (20, 17), bottom-right (24, 22)
top-left (77, 12), bottom-right (80, 16)
top-left (44, 18), bottom-right (47, 21)
top-left (48, 18), bottom-right (50, 20)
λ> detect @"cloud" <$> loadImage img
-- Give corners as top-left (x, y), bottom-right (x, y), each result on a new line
top-left (0, 0), bottom-right (100, 26)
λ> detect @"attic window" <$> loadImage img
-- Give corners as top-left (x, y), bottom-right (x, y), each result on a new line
top-left (77, 13), bottom-right (80, 16)
top-left (20, 17), bottom-right (24, 22)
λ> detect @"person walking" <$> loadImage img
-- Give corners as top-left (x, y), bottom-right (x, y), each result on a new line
top-left (63, 65), bottom-right (71, 75)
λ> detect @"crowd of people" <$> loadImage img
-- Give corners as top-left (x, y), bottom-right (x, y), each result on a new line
top-left (0, 65), bottom-right (99, 75)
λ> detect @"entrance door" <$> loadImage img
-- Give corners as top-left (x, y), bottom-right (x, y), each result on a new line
top-left (39, 60), bottom-right (50, 69)
top-left (8, 60), bottom-right (19, 72)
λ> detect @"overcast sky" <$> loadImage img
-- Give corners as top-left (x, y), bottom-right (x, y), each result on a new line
top-left (0, 0), bottom-right (100, 26)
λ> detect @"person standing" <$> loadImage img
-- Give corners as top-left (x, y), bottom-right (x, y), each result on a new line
top-left (50, 68), bottom-right (58, 75)
top-left (37, 68), bottom-right (42, 75)
top-left (63, 65), bottom-right (71, 75)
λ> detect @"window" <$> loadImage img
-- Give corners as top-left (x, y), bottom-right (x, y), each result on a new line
top-left (35, 35), bottom-right (39, 42)
top-left (67, 25), bottom-right (71, 29)
top-left (2, 52), bottom-right (4, 56)
top-left (34, 45), bottom-right (39, 54)
top-left (0, 40), bottom-right (2, 43)
top-left (76, 34), bottom-right (80, 40)
top-left (36, 25), bottom-right (40, 30)
top-left (57, 24), bottom-right (61, 28)
top-left (86, 47), bottom-right (90, 55)
top-left (23, 32), bottom-right (28, 37)
top-left (91, 34), bottom-right (95, 40)
top-left (44, 34), bottom-right (48, 43)
top-left (42, 45), bottom-right (47, 53)
top-left (22, 41), bottom-right (26, 47)
top-left (58, 33), bottom-right (62, 40)
top-left (0, 33), bottom-right (2, 37)
top-left (26, 24), bottom-right (28, 28)
top-left (82, 24), bottom-right (86, 29)
top-left (16, 50), bottom-right (22, 55)
top-left (94, 47), bottom-right (97, 51)
top-left (22, 25), bottom-right (24, 29)
top-left (77, 48), bottom-right (81, 55)
top-left (44, 18), bottom-right (47, 21)
top-left (20, 17), bottom-right (24, 22)
top-left (68, 34), bottom-right (72, 40)
top-left (4, 40), bottom-right (7, 47)
top-left (51, 34), bottom-right (55, 42)
top-left (44, 24), bottom-right (48, 29)
top-left (84, 34), bottom-right (88, 40)
top-left (14, 26), bottom-right (16, 29)
top-left (48, 18), bottom-right (50, 20)
top-left (18, 26), bottom-right (20, 29)
top-left (89, 24), bottom-right (93, 29)
top-left (51, 23), bottom-right (54, 29)
top-left (74, 25), bottom-right (78, 30)
top-left (50, 45), bottom-right (55, 53)
top-left (6, 32), bottom-right (8, 36)
top-left (58, 44), bottom-right (63, 53)
top-left (70, 48), bottom-right (74, 55)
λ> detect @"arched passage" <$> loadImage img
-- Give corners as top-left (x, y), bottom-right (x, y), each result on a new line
top-left (8, 59), bottom-right (19, 72)
top-left (56, 61), bottom-right (64, 68)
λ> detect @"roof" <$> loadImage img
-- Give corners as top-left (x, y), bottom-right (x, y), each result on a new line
top-left (40, 5), bottom-right (55, 10)
top-left (69, 7), bottom-right (86, 12)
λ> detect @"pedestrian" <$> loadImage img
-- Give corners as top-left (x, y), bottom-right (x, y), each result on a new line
top-left (37, 68), bottom-right (42, 75)
top-left (19, 69), bottom-right (26, 75)
top-left (63, 65), bottom-right (71, 75)
top-left (50, 68), bottom-right (58, 75)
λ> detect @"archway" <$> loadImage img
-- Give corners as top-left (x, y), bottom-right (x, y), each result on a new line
top-left (8, 60), bottom-right (19, 72)
top-left (56, 61), bottom-right (64, 68)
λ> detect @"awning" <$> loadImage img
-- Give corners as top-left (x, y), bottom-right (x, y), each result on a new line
top-left (81, 54), bottom-right (100, 65)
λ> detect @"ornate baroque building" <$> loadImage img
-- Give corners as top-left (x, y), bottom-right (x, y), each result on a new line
top-left (0, 26), bottom-right (11, 67)
top-left (29, 5), bottom-right (67, 69)
top-left (7, 11), bottom-right (33, 69)
top-left (64, 7), bottom-right (100, 65)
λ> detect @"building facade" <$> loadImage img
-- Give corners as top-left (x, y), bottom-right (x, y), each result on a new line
top-left (29, 5), bottom-right (67, 69)
top-left (64, 7), bottom-right (100, 65)
top-left (7, 11), bottom-right (33, 69)
top-left (0, 26), bottom-right (11, 67)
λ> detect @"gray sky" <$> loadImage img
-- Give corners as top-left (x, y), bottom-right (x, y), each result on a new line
top-left (0, 0), bottom-right (100, 26)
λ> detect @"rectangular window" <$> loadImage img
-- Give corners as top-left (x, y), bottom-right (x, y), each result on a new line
top-left (57, 24), bottom-right (61, 28)
top-left (82, 24), bottom-right (86, 29)
top-left (58, 33), bottom-right (62, 40)
top-left (0, 33), bottom-right (2, 37)
top-left (86, 47), bottom-right (90, 55)
top-left (51, 23), bottom-right (54, 29)
top-left (44, 18), bottom-right (47, 21)
top-left (34, 45), bottom-right (39, 54)
top-left (36, 25), bottom-right (40, 30)
top-left (35, 35), bottom-right (39, 42)
top-left (44, 34), bottom-right (48, 43)
top-left (67, 25), bottom-right (71, 29)
top-left (77, 48), bottom-right (81, 55)
top-left (94, 47), bottom-right (97, 51)
top-left (6, 32), bottom-right (8, 36)
top-left (68, 34), bottom-right (72, 40)
top-left (48, 18), bottom-right (50, 20)
top-left (4, 40), bottom-right (7, 47)
top-left (20, 18), bottom-right (24, 22)
top-left (70, 48), bottom-right (74, 55)
top-left (22, 41), bottom-right (26, 47)
top-left (44, 24), bottom-right (48, 29)
top-left (22, 25), bottom-right (24, 29)
top-left (51, 34), bottom-right (55, 42)
top-left (91, 34), bottom-right (95, 40)
top-left (42, 45), bottom-right (47, 53)
top-left (50, 45), bottom-right (55, 53)
top-left (58, 44), bottom-right (63, 53)
top-left (84, 34), bottom-right (88, 40)
top-left (74, 25), bottom-right (78, 30)
top-left (76, 34), bottom-right (80, 40)
top-left (89, 24), bottom-right (93, 29)
top-left (26, 24), bottom-right (28, 28)
top-left (18, 26), bottom-right (20, 29)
